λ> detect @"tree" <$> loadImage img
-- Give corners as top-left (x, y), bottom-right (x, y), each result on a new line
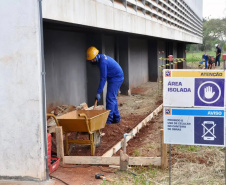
top-left (187, 18), bottom-right (226, 52)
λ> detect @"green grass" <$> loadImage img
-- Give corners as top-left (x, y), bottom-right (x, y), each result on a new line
top-left (133, 149), bottom-right (140, 157)
top-left (186, 51), bottom-right (223, 63)
top-left (176, 145), bottom-right (201, 152)
top-left (100, 166), bottom-right (159, 185)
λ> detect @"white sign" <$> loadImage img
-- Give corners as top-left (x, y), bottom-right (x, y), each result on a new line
top-left (163, 70), bottom-right (225, 108)
top-left (164, 107), bottom-right (225, 147)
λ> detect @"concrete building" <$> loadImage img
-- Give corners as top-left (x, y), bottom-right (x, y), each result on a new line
top-left (0, 0), bottom-right (203, 182)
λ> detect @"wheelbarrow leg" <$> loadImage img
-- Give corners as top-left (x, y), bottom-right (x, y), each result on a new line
top-left (68, 132), bottom-right (78, 155)
top-left (90, 133), bottom-right (95, 156)
top-left (94, 131), bottom-right (101, 147)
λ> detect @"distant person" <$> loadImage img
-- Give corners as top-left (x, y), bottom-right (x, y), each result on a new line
top-left (86, 46), bottom-right (124, 124)
top-left (202, 54), bottom-right (208, 69)
top-left (208, 56), bottom-right (215, 69)
top-left (215, 44), bottom-right (221, 66)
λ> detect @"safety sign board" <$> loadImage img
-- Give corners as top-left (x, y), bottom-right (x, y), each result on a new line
top-left (163, 70), bottom-right (225, 108)
top-left (164, 107), bottom-right (225, 146)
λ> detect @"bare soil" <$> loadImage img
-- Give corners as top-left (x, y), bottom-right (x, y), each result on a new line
top-left (50, 65), bottom-right (226, 185)
top-left (50, 82), bottom-right (163, 184)
top-left (68, 82), bottom-right (162, 156)
top-left (124, 112), bottom-right (163, 157)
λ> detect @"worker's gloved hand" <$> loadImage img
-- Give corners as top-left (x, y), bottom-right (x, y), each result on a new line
top-left (95, 94), bottom-right (101, 102)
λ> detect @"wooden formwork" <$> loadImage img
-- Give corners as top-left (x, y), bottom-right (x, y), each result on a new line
top-left (55, 104), bottom-right (168, 168)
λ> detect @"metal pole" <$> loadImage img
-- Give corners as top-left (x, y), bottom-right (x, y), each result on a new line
top-left (169, 144), bottom-right (171, 185)
top-left (158, 67), bottom-right (160, 96)
top-left (38, 0), bottom-right (49, 180)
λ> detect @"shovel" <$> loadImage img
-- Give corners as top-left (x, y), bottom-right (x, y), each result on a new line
top-left (93, 99), bottom-right (98, 110)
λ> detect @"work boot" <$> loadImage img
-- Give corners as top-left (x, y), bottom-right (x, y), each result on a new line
top-left (112, 119), bottom-right (120, 124)
top-left (106, 121), bottom-right (112, 125)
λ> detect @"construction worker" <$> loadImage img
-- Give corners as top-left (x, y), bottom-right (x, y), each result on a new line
top-left (215, 44), bottom-right (221, 66)
top-left (202, 54), bottom-right (208, 69)
top-left (86, 46), bottom-right (124, 124)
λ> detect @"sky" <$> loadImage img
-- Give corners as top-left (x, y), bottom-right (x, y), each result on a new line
top-left (203, 0), bottom-right (226, 19)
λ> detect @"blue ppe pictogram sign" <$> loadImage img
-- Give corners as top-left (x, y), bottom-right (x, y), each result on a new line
top-left (163, 70), bottom-right (225, 108)
top-left (164, 108), bottom-right (225, 146)
top-left (194, 117), bottom-right (224, 145)
top-left (194, 78), bottom-right (224, 107)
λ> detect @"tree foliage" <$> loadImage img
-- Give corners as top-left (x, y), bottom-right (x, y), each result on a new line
top-left (187, 18), bottom-right (226, 52)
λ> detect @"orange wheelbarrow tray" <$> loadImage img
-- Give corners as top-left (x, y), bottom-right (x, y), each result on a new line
top-left (47, 110), bottom-right (110, 156)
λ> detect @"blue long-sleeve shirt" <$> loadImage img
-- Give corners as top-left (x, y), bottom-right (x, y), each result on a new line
top-left (96, 54), bottom-right (124, 94)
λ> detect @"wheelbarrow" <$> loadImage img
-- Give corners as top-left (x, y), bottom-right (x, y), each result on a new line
top-left (47, 109), bottom-right (110, 156)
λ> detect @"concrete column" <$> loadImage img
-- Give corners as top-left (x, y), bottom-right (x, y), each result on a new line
top-left (173, 42), bottom-right (178, 58)
top-left (165, 41), bottom-right (174, 69)
top-left (148, 39), bottom-right (158, 82)
top-left (44, 27), bottom-right (87, 111)
top-left (129, 38), bottom-right (148, 89)
top-left (117, 35), bottom-right (130, 95)
top-left (177, 42), bottom-right (186, 69)
top-left (86, 33), bottom-right (104, 107)
top-left (157, 40), bottom-right (166, 79)
top-left (183, 43), bottom-right (187, 68)
top-left (0, 0), bottom-right (46, 180)
top-left (104, 35), bottom-right (115, 59)
top-left (173, 42), bottom-right (178, 69)
top-left (102, 35), bottom-right (116, 108)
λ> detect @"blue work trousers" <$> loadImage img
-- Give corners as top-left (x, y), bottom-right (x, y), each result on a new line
top-left (215, 55), bottom-right (220, 66)
top-left (106, 80), bottom-right (123, 124)
top-left (205, 60), bottom-right (208, 69)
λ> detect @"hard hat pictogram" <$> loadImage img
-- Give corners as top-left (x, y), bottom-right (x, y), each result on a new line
top-left (165, 71), bottom-right (171, 77)
top-left (165, 109), bottom-right (171, 114)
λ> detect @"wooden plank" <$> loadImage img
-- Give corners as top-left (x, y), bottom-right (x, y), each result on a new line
top-left (56, 126), bottom-right (64, 164)
top-left (64, 156), bottom-right (119, 165)
top-left (101, 140), bottom-right (123, 157)
top-left (64, 156), bottom-right (161, 166)
top-left (102, 104), bottom-right (163, 157)
top-left (160, 129), bottom-right (168, 168)
top-left (129, 157), bottom-right (161, 166)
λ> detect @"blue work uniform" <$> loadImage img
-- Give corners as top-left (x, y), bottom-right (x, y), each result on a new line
top-left (96, 54), bottom-right (124, 124)
top-left (216, 47), bottom-right (221, 66)
top-left (202, 54), bottom-right (208, 69)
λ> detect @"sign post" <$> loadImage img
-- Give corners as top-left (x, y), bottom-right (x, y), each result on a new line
top-left (223, 54), bottom-right (226, 70)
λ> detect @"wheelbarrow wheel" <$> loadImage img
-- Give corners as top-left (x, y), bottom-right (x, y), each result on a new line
top-left (94, 131), bottom-right (101, 148)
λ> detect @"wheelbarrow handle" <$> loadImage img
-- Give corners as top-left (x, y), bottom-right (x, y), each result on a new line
top-left (47, 113), bottom-right (60, 126)
top-left (78, 113), bottom-right (88, 119)
top-left (78, 113), bottom-right (92, 134)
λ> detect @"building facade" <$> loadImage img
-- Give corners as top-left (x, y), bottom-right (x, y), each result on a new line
top-left (43, 0), bottom-right (203, 107)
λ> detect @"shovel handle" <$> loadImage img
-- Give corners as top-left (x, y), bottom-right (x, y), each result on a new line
top-left (93, 100), bottom-right (98, 110)
top-left (100, 176), bottom-right (115, 182)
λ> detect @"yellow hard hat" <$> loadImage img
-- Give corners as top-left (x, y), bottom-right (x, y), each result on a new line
top-left (86, 46), bottom-right (99, 61)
